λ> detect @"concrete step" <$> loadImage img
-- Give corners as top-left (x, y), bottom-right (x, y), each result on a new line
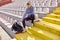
top-left (0, 18), bottom-right (15, 38)
top-left (0, 26), bottom-right (11, 40)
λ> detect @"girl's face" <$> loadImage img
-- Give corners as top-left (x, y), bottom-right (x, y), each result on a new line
top-left (27, 4), bottom-right (31, 8)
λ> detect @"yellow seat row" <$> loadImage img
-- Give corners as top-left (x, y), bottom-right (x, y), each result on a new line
top-left (15, 7), bottom-right (60, 40)
top-left (46, 13), bottom-right (60, 19)
top-left (42, 17), bottom-right (60, 25)
top-left (53, 7), bottom-right (60, 15)
top-left (34, 21), bottom-right (60, 36)
top-left (15, 27), bottom-right (52, 40)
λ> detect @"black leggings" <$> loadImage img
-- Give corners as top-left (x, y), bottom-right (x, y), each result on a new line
top-left (22, 14), bottom-right (35, 28)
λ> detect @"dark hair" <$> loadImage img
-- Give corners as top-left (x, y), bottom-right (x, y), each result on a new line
top-left (27, 3), bottom-right (30, 5)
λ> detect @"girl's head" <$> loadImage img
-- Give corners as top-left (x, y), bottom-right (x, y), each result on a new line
top-left (26, 2), bottom-right (32, 8)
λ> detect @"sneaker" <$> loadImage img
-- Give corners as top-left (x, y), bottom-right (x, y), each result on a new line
top-left (31, 24), bottom-right (33, 27)
top-left (22, 26), bottom-right (28, 32)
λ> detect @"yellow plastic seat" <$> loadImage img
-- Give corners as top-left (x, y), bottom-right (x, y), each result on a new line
top-left (53, 10), bottom-right (60, 15)
top-left (34, 21), bottom-right (60, 36)
top-left (46, 13), bottom-right (60, 19)
top-left (42, 17), bottom-right (60, 25)
top-left (55, 7), bottom-right (60, 10)
top-left (15, 32), bottom-right (42, 40)
top-left (28, 27), bottom-right (60, 40)
top-left (28, 27), bottom-right (52, 40)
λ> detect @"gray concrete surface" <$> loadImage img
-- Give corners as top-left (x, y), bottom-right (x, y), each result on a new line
top-left (0, 26), bottom-right (11, 40)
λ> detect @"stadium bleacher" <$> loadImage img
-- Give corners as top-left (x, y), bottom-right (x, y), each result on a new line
top-left (0, 0), bottom-right (58, 14)
top-left (0, 0), bottom-right (60, 40)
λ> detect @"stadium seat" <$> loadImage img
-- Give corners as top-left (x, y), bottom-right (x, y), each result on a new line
top-left (16, 7), bottom-right (60, 40)
top-left (46, 13), bottom-right (60, 19)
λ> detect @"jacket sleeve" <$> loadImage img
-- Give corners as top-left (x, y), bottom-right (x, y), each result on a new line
top-left (22, 9), bottom-right (27, 21)
top-left (31, 7), bottom-right (34, 14)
